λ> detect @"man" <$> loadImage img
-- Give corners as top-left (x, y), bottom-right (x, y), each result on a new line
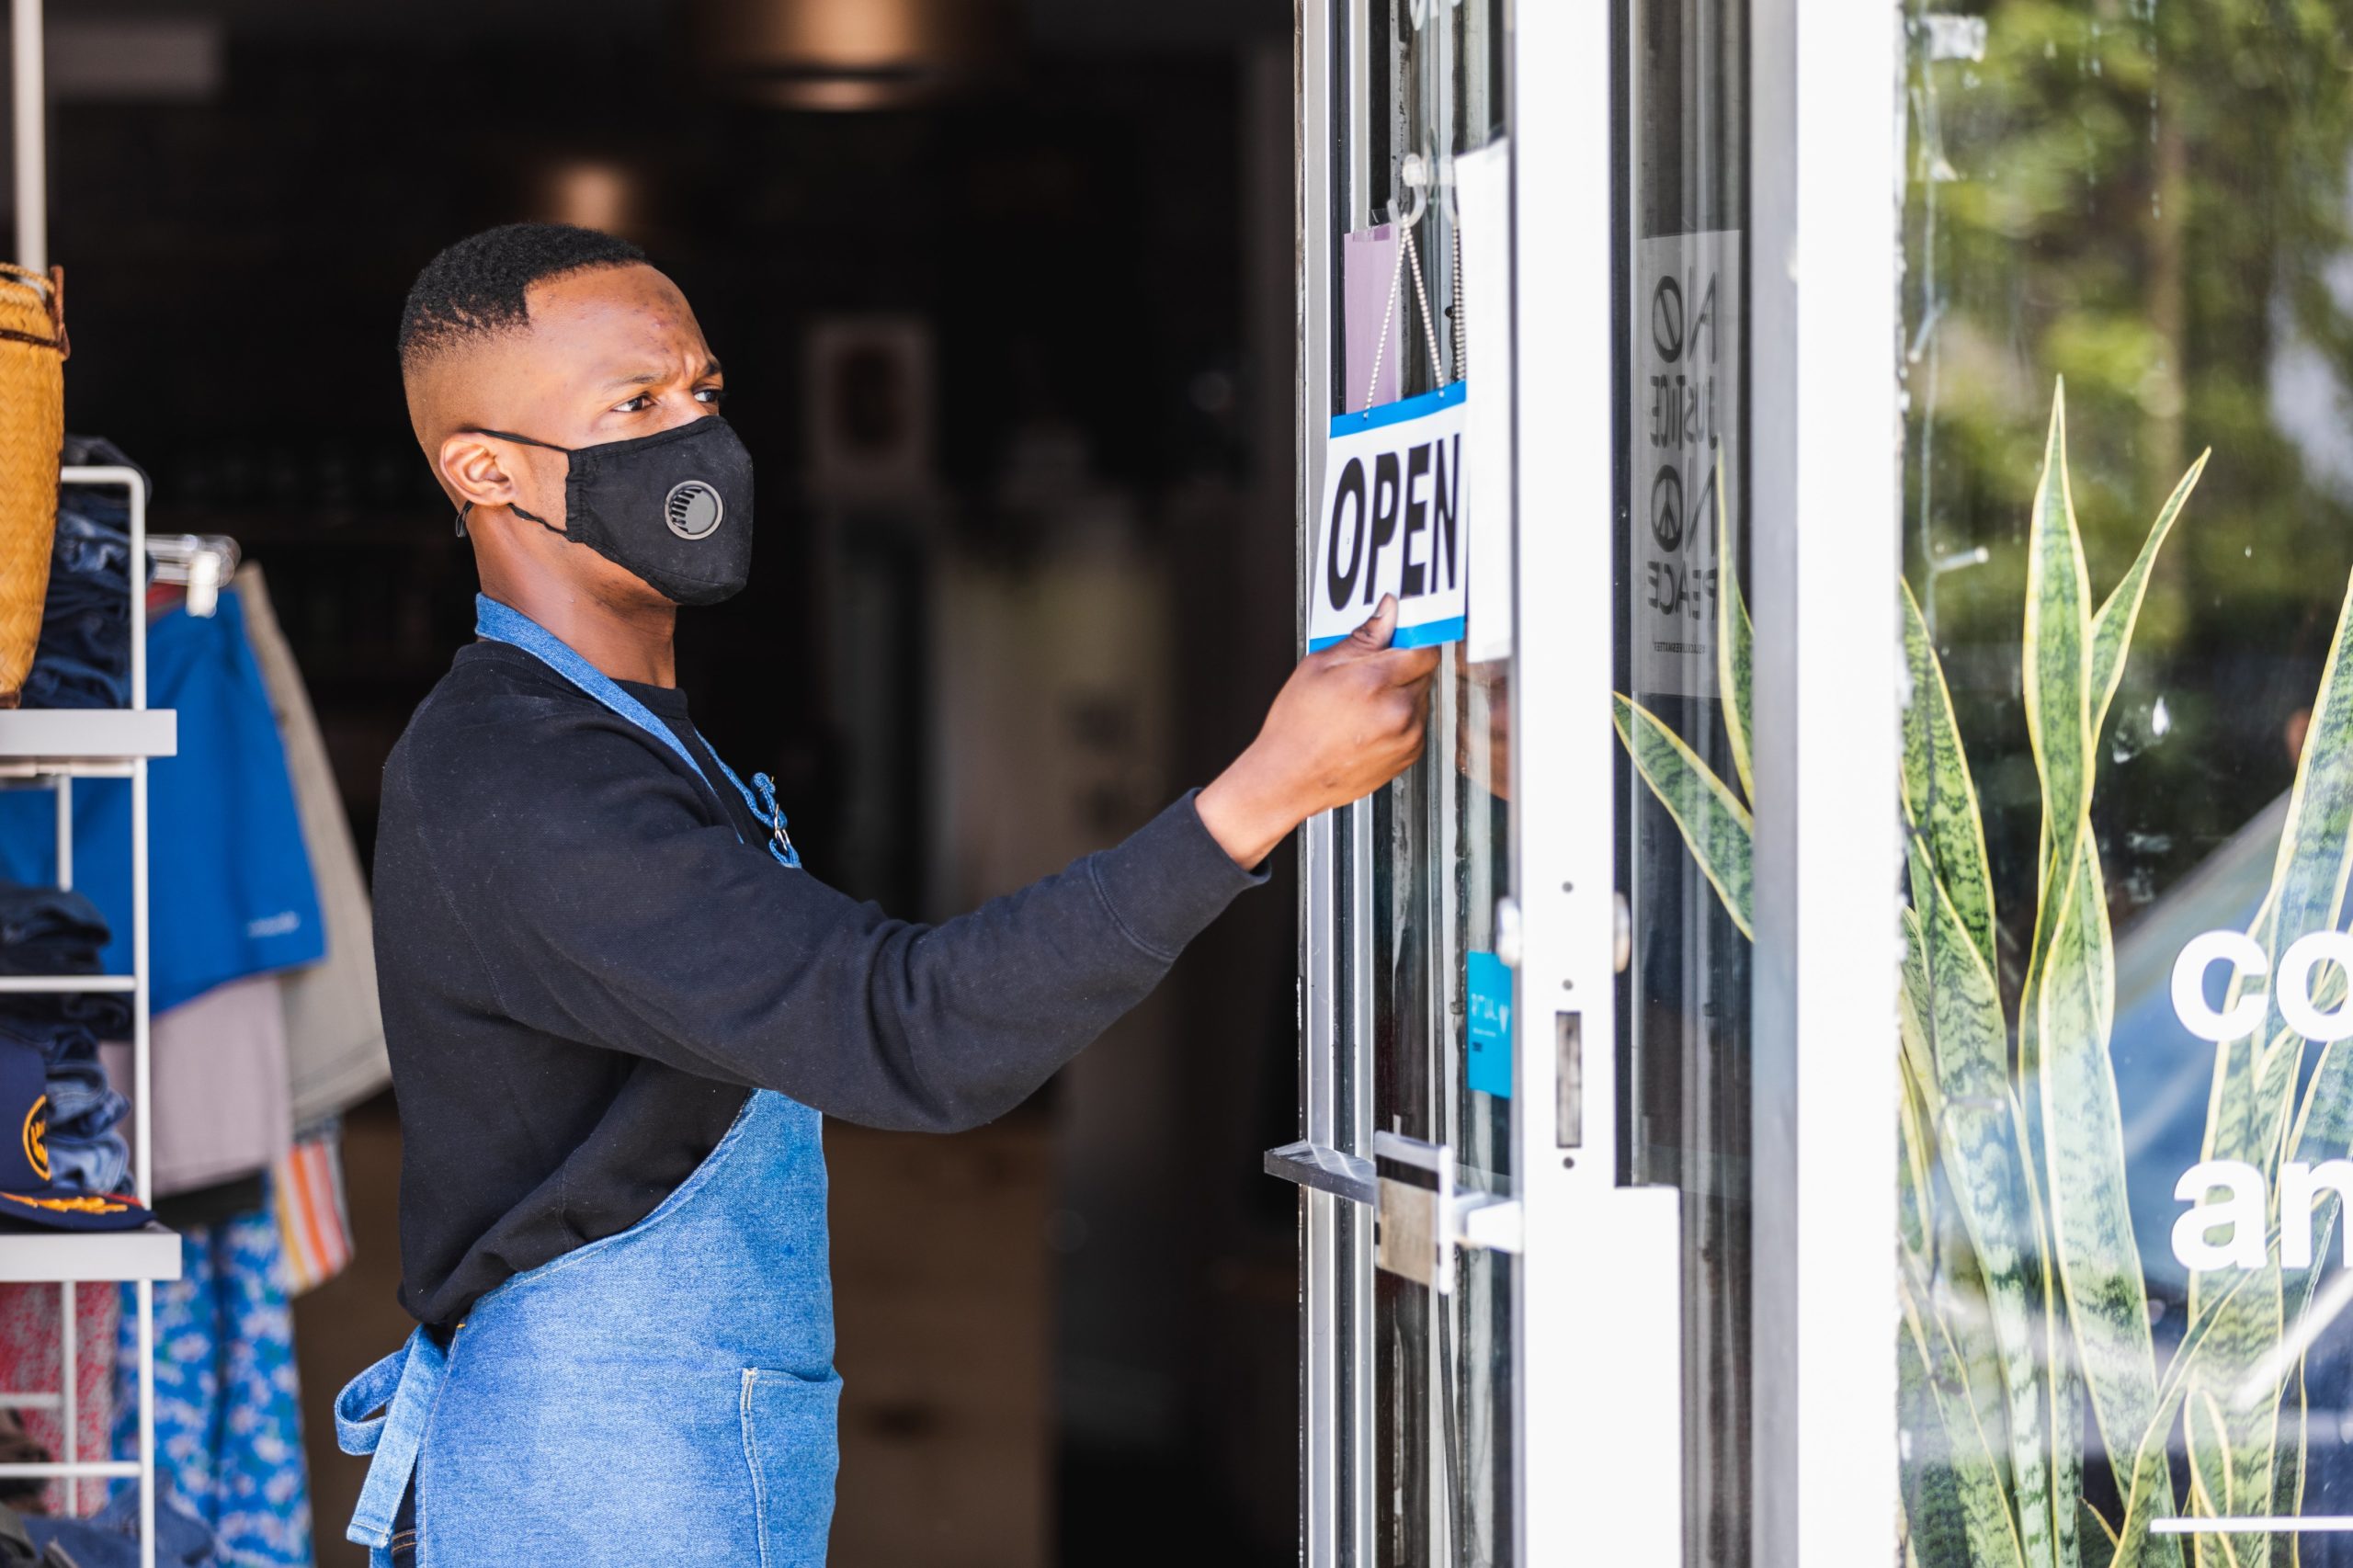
top-left (334, 223), bottom-right (1437, 1567)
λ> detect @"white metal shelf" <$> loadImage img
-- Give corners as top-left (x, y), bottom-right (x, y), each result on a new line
top-left (0, 1225), bottom-right (182, 1283)
top-left (0, 709), bottom-right (176, 764)
top-left (0, 976), bottom-right (134, 993)
top-left (0, 457), bottom-right (168, 1559)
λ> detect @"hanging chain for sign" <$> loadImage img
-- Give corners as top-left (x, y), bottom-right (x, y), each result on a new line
top-left (1359, 171), bottom-right (1455, 410)
top-left (1402, 226), bottom-right (1448, 390)
top-left (1451, 223), bottom-right (1465, 380)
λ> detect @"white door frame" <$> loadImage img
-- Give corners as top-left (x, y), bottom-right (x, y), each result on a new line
top-left (1289, 0), bottom-right (1903, 1563)
top-left (1506, 0), bottom-right (1688, 1562)
top-left (1745, 1), bottom-right (1903, 1564)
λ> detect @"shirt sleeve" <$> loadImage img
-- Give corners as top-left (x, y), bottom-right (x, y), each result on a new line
top-left (392, 691), bottom-right (1265, 1132)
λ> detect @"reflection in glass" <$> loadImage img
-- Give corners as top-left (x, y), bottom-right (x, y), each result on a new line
top-left (1616, 0), bottom-right (1754, 1562)
top-left (1887, 3), bottom-right (2353, 1562)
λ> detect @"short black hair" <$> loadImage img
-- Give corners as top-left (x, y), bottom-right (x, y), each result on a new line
top-left (398, 222), bottom-right (648, 369)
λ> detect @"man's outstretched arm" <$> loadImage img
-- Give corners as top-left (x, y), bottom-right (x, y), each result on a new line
top-left (393, 597), bottom-right (1440, 1131)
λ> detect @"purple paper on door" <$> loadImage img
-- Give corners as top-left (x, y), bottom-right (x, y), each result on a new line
top-left (1343, 224), bottom-right (1403, 414)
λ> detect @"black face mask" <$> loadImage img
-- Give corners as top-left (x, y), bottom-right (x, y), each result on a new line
top-left (457, 415), bottom-right (756, 607)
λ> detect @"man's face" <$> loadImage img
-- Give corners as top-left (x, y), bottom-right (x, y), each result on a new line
top-left (483, 263), bottom-right (725, 453)
top-left (428, 262), bottom-right (727, 608)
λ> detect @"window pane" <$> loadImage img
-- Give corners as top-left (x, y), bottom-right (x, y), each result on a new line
top-left (1619, 0), bottom-right (1755, 1562)
top-left (1895, 5), bottom-right (2353, 1559)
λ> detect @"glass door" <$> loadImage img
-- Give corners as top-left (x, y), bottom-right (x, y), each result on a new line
top-left (1280, 0), bottom-right (1704, 1563)
top-left (1279, 1), bottom-right (1521, 1564)
top-left (1618, 0), bottom-right (1756, 1561)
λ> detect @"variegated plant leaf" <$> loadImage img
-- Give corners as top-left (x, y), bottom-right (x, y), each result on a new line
top-left (1611, 694), bottom-right (1753, 936)
top-left (1900, 1312), bottom-right (1979, 1568)
top-left (2022, 378), bottom-right (2095, 927)
top-left (2113, 1263), bottom-right (2266, 1564)
top-left (2249, 569), bottom-right (2353, 1161)
top-left (1910, 837), bottom-right (2057, 1565)
top-left (2088, 449), bottom-right (2208, 737)
top-left (1715, 447), bottom-right (1755, 805)
top-left (1904, 1258), bottom-right (2031, 1568)
top-left (1903, 577), bottom-right (1999, 974)
top-left (2039, 871), bottom-right (2171, 1536)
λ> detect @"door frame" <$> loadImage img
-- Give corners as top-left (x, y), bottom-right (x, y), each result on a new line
top-left (1743, 2), bottom-right (1903, 1564)
top-left (1507, 0), bottom-right (1686, 1561)
top-left (1290, 0), bottom-right (1904, 1563)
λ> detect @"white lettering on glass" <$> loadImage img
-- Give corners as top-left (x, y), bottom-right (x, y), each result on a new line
top-left (2172, 1160), bottom-right (2268, 1271)
top-left (2168, 928), bottom-right (2266, 1042)
top-left (2280, 1160), bottom-right (2353, 1268)
top-left (2278, 932), bottom-right (2353, 1043)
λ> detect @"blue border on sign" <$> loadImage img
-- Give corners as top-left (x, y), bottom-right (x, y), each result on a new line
top-left (1306, 614), bottom-right (1465, 653)
top-left (1328, 380), bottom-right (1467, 439)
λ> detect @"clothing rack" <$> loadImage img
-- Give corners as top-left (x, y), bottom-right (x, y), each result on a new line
top-left (145, 535), bottom-right (241, 619)
top-left (6, 7), bottom-right (212, 1562)
top-left (0, 464), bottom-right (183, 1568)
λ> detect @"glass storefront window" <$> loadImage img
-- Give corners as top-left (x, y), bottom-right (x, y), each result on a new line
top-left (1892, 2), bottom-right (2353, 1558)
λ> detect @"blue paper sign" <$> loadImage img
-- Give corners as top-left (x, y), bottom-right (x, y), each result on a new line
top-left (1466, 949), bottom-right (1514, 1098)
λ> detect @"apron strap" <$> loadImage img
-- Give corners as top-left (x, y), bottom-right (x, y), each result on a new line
top-left (335, 1324), bottom-right (449, 1562)
top-left (473, 594), bottom-right (800, 868)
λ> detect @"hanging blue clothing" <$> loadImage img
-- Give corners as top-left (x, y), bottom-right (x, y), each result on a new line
top-left (0, 590), bottom-right (324, 1009)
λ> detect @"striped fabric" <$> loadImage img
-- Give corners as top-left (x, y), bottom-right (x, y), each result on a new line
top-left (271, 1127), bottom-right (352, 1298)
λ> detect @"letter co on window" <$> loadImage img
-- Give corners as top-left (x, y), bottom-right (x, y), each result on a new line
top-left (2167, 927), bottom-right (2353, 1271)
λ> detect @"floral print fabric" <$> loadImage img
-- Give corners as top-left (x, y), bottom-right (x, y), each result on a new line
top-left (112, 1208), bottom-right (312, 1567)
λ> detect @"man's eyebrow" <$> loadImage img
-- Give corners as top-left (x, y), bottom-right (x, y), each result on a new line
top-left (596, 358), bottom-right (724, 392)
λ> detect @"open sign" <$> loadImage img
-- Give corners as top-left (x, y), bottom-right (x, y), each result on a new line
top-left (1309, 382), bottom-right (1471, 653)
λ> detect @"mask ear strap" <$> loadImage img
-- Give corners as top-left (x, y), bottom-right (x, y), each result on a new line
top-left (463, 426), bottom-right (569, 452)
top-left (455, 498), bottom-right (562, 537)
top-left (454, 428), bottom-right (568, 537)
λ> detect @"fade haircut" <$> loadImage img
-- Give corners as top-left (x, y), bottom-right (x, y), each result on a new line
top-left (398, 222), bottom-right (648, 371)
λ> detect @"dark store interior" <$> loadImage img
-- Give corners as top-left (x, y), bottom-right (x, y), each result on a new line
top-left (36, 1), bottom-right (1304, 1561)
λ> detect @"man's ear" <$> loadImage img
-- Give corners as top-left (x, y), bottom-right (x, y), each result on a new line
top-left (438, 432), bottom-right (523, 514)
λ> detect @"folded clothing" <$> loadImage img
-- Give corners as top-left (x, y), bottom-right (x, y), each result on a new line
top-left (0, 883), bottom-right (130, 1197)
top-left (22, 437), bottom-right (145, 713)
top-left (22, 1488), bottom-right (218, 1567)
top-left (0, 885), bottom-right (110, 979)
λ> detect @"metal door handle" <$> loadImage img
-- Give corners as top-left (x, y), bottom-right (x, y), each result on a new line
top-left (1264, 1135), bottom-right (1524, 1293)
top-left (1263, 1140), bottom-right (1376, 1205)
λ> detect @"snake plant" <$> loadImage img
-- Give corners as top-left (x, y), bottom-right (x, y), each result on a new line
top-left (1615, 379), bottom-right (2353, 1562)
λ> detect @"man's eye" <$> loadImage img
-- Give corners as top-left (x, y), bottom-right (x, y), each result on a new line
top-left (695, 386), bottom-right (726, 405)
top-left (613, 394), bottom-right (653, 414)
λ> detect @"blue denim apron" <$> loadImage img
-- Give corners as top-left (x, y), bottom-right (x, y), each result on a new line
top-left (335, 597), bottom-right (835, 1567)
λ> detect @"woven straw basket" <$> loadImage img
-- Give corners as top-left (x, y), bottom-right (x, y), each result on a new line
top-left (0, 264), bottom-right (65, 709)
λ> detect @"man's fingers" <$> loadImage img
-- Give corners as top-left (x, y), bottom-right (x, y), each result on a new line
top-left (1344, 594), bottom-right (1400, 652)
top-left (1371, 643), bottom-right (1443, 685)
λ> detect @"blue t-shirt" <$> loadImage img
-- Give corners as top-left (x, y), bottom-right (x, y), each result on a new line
top-left (0, 589), bottom-right (324, 1010)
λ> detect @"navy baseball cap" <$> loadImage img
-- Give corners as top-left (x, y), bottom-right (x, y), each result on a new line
top-left (0, 1036), bottom-right (151, 1233)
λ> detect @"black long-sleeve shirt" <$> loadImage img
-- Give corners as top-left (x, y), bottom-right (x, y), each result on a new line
top-left (373, 640), bottom-right (1263, 1330)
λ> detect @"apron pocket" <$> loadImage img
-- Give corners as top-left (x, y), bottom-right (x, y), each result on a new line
top-left (739, 1367), bottom-right (844, 1568)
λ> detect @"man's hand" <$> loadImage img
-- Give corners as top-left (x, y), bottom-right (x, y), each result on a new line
top-left (1197, 595), bottom-right (1442, 869)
